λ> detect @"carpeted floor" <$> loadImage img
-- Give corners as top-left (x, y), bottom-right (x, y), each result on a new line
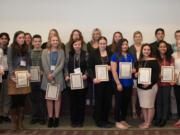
top-left (0, 115), bottom-right (180, 135)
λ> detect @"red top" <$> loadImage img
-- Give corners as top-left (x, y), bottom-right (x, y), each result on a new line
top-left (158, 57), bottom-right (175, 86)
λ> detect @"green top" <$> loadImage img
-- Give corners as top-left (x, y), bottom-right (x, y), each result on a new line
top-left (30, 49), bottom-right (43, 70)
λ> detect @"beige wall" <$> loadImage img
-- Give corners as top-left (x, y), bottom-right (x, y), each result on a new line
top-left (0, 0), bottom-right (180, 45)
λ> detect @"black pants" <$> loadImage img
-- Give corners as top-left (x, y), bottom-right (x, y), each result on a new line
top-left (69, 88), bottom-right (87, 124)
top-left (174, 85), bottom-right (180, 118)
top-left (114, 83), bottom-right (132, 122)
top-left (156, 86), bottom-right (171, 120)
top-left (11, 94), bottom-right (27, 109)
top-left (94, 82), bottom-right (113, 124)
top-left (30, 83), bottom-right (47, 120)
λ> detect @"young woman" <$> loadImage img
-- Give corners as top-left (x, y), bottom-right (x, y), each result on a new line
top-left (136, 44), bottom-right (160, 129)
top-left (108, 31), bottom-right (123, 54)
top-left (88, 37), bottom-right (113, 128)
top-left (129, 31), bottom-right (143, 120)
top-left (172, 39), bottom-right (180, 128)
top-left (25, 33), bottom-right (32, 50)
top-left (155, 40), bottom-right (175, 127)
top-left (41, 35), bottom-right (65, 128)
top-left (65, 39), bottom-right (88, 127)
top-left (0, 33), bottom-right (11, 123)
top-left (111, 39), bottom-right (135, 129)
top-left (7, 31), bottom-right (31, 130)
top-left (65, 29), bottom-right (86, 56)
top-left (41, 29), bottom-right (65, 50)
top-left (87, 28), bottom-right (102, 54)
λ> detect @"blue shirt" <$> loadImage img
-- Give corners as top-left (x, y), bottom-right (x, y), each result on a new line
top-left (50, 51), bottom-right (58, 66)
top-left (110, 53), bottom-right (134, 87)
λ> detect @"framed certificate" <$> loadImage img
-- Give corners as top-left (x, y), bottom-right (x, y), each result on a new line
top-left (138, 68), bottom-right (152, 84)
top-left (15, 71), bottom-right (29, 88)
top-left (119, 62), bottom-right (132, 79)
top-left (178, 72), bottom-right (180, 85)
top-left (45, 83), bottom-right (60, 100)
top-left (2, 56), bottom-right (8, 71)
top-left (70, 73), bottom-right (84, 90)
top-left (30, 66), bottom-right (40, 82)
top-left (161, 66), bottom-right (174, 82)
top-left (95, 65), bottom-right (109, 81)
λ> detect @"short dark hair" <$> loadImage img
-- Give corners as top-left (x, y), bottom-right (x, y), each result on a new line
top-left (98, 36), bottom-right (107, 43)
top-left (175, 30), bottom-right (180, 35)
top-left (32, 34), bottom-right (42, 40)
top-left (155, 28), bottom-right (165, 35)
top-left (0, 32), bottom-right (10, 42)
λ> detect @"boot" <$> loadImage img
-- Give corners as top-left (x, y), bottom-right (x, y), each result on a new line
top-left (17, 107), bottom-right (25, 130)
top-left (11, 108), bottom-right (17, 130)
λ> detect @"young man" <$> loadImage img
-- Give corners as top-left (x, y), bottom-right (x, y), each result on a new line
top-left (150, 28), bottom-right (173, 57)
top-left (30, 34), bottom-right (46, 125)
top-left (172, 30), bottom-right (180, 52)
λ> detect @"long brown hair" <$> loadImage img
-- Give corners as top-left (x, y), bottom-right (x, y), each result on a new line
top-left (111, 31), bottom-right (123, 53)
top-left (47, 29), bottom-right (63, 49)
top-left (67, 29), bottom-right (85, 47)
top-left (90, 28), bottom-right (102, 45)
top-left (11, 31), bottom-right (29, 63)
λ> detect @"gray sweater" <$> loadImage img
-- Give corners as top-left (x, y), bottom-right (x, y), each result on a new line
top-left (41, 49), bottom-right (65, 91)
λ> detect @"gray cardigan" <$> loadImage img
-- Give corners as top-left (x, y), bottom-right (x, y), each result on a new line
top-left (41, 49), bottom-right (65, 91)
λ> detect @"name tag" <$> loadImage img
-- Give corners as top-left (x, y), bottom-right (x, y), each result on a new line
top-left (51, 65), bottom-right (56, 71)
top-left (74, 68), bottom-right (81, 73)
top-left (20, 60), bottom-right (26, 67)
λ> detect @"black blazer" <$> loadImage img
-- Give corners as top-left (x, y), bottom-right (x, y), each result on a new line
top-left (88, 48), bottom-right (112, 81)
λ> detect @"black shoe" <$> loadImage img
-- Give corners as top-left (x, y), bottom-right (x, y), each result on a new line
top-left (3, 116), bottom-right (11, 122)
top-left (96, 121), bottom-right (105, 128)
top-left (71, 123), bottom-right (78, 128)
top-left (48, 118), bottom-right (54, 128)
top-left (53, 118), bottom-right (59, 128)
top-left (159, 120), bottom-right (166, 127)
top-left (0, 116), bottom-right (3, 123)
top-left (30, 119), bottom-right (38, 124)
top-left (154, 119), bottom-right (161, 126)
top-left (104, 121), bottom-right (114, 128)
top-left (39, 119), bottom-right (46, 125)
top-left (77, 122), bottom-right (84, 127)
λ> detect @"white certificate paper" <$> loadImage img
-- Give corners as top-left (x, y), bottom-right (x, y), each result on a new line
top-left (30, 66), bottom-right (40, 82)
top-left (70, 73), bottom-right (84, 90)
top-left (161, 66), bottom-right (174, 82)
top-left (138, 68), bottom-right (152, 84)
top-left (95, 65), bottom-right (109, 81)
top-left (119, 62), bottom-right (132, 79)
top-left (2, 56), bottom-right (8, 71)
top-left (45, 83), bottom-right (60, 100)
top-left (15, 71), bottom-right (29, 88)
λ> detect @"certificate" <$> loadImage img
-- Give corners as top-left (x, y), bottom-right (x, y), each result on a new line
top-left (95, 65), bottom-right (109, 81)
top-left (45, 83), bottom-right (60, 100)
top-left (30, 66), bottom-right (40, 82)
top-left (70, 73), bottom-right (84, 90)
top-left (2, 56), bottom-right (8, 71)
top-left (119, 62), bottom-right (132, 79)
top-left (161, 66), bottom-right (174, 82)
top-left (178, 72), bottom-right (180, 85)
top-left (138, 68), bottom-right (152, 84)
top-left (0, 75), bottom-right (2, 83)
top-left (15, 71), bottom-right (29, 88)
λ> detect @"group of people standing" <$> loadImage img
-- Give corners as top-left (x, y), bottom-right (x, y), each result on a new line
top-left (0, 28), bottom-right (180, 130)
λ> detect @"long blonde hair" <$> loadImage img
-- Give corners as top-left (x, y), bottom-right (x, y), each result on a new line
top-left (90, 28), bottom-right (102, 45)
top-left (47, 35), bottom-right (62, 50)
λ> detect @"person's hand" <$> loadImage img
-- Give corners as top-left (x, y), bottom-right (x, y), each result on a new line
top-left (132, 68), bottom-right (136, 73)
top-left (107, 66), bottom-right (111, 71)
top-left (51, 80), bottom-right (56, 85)
top-left (12, 77), bottom-right (18, 83)
top-left (27, 73), bottom-right (31, 80)
top-left (40, 71), bottom-right (43, 75)
top-left (82, 75), bottom-right (87, 80)
top-left (142, 84), bottom-right (150, 88)
top-left (159, 74), bottom-right (163, 79)
top-left (65, 76), bottom-right (70, 81)
top-left (48, 74), bottom-right (53, 80)
top-left (135, 72), bottom-right (139, 78)
top-left (117, 83), bottom-right (123, 91)
top-left (0, 70), bottom-right (4, 75)
top-left (93, 78), bottom-right (101, 84)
